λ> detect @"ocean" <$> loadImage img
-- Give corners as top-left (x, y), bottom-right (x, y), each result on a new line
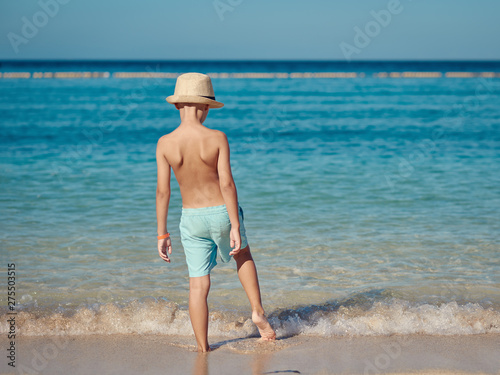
top-left (0, 61), bottom-right (499, 338)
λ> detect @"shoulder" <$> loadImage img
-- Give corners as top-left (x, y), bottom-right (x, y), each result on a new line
top-left (211, 130), bottom-right (230, 151)
top-left (199, 127), bottom-right (228, 144)
top-left (209, 129), bottom-right (228, 144)
top-left (157, 131), bottom-right (176, 146)
top-left (156, 135), bottom-right (166, 150)
top-left (156, 132), bottom-right (174, 155)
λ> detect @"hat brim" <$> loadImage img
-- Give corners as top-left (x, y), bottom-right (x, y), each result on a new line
top-left (166, 95), bottom-right (224, 109)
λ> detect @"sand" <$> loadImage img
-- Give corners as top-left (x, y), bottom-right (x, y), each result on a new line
top-left (2, 334), bottom-right (499, 375)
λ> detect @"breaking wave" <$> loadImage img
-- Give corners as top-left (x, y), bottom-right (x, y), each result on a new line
top-left (1, 296), bottom-right (499, 337)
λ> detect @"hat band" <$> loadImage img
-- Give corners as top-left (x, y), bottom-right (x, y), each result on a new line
top-left (199, 95), bottom-right (216, 100)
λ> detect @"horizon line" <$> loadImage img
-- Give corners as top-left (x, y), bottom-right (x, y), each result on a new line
top-left (2, 59), bottom-right (500, 63)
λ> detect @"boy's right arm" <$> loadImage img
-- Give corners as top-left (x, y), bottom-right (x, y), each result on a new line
top-left (217, 132), bottom-right (242, 254)
top-left (156, 137), bottom-right (172, 262)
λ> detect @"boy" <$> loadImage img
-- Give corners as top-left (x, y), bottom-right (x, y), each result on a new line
top-left (156, 73), bottom-right (276, 352)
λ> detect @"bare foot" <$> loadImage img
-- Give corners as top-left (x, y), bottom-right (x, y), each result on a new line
top-left (197, 346), bottom-right (211, 353)
top-left (252, 311), bottom-right (276, 341)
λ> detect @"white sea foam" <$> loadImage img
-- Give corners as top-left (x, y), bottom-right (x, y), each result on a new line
top-left (275, 300), bottom-right (500, 337)
top-left (1, 298), bottom-right (498, 337)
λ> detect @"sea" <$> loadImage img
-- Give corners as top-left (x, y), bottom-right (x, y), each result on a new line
top-left (0, 60), bottom-right (499, 338)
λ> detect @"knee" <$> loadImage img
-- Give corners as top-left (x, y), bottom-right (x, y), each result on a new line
top-left (190, 276), bottom-right (211, 296)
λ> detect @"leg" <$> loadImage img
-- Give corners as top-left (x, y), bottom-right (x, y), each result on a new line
top-left (234, 245), bottom-right (276, 341)
top-left (189, 275), bottom-right (211, 352)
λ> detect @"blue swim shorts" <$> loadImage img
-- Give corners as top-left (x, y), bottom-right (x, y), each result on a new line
top-left (179, 204), bottom-right (248, 278)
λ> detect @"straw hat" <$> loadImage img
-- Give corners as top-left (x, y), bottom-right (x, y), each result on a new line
top-left (166, 73), bottom-right (224, 109)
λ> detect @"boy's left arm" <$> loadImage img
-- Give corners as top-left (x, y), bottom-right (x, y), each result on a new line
top-left (156, 138), bottom-right (172, 262)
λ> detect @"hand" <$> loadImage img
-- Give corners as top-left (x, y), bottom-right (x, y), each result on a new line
top-left (229, 227), bottom-right (241, 256)
top-left (158, 236), bottom-right (172, 263)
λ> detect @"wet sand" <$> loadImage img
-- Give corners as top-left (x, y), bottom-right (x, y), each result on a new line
top-left (2, 333), bottom-right (499, 374)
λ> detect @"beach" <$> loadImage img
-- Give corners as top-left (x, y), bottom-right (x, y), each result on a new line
top-left (3, 333), bottom-right (499, 374)
top-left (1, 60), bottom-right (499, 373)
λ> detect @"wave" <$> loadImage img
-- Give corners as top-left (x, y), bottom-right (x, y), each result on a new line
top-left (1, 297), bottom-right (499, 337)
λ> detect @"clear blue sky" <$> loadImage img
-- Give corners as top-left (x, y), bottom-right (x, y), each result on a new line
top-left (1, 0), bottom-right (499, 60)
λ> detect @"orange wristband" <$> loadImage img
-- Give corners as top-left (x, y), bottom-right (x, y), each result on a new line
top-left (157, 233), bottom-right (170, 240)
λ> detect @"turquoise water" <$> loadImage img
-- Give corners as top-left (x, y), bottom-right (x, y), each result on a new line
top-left (1, 61), bottom-right (499, 336)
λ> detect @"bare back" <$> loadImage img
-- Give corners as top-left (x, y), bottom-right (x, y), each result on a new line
top-left (158, 123), bottom-right (226, 208)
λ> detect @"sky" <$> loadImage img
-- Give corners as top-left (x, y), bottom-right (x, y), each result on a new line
top-left (0, 0), bottom-right (499, 61)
